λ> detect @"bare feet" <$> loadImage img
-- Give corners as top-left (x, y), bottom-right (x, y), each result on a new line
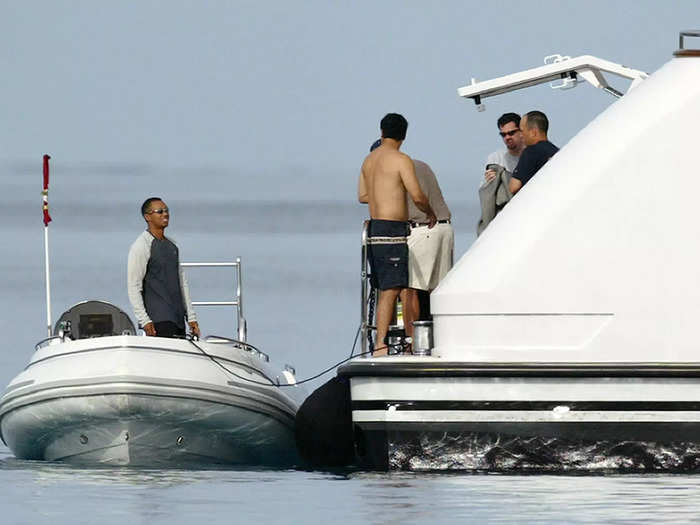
top-left (372, 344), bottom-right (388, 357)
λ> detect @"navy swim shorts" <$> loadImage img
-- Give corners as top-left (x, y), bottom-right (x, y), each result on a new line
top-left (367, 219), bottom-right (409, 290)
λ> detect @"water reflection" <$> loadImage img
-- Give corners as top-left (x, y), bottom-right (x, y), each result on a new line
top-left (5, 445), bottom-right (700, 523)
top-left (0, 446), bottom-right (301, 487)
top-left (348, 472), bottom-right (700, 523)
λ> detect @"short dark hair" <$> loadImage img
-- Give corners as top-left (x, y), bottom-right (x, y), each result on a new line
top-left (497, 112), bottom-right (520, 129)
top-left (524, 111), bottom-right (549, 133)
top-left (141, 197), bottom-right (163, 217)
top-left (380, 113), bottom-right (408, 141)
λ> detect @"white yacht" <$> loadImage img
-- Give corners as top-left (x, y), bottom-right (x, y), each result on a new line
top-left (336, 32), bottom-right (700, 470)
top-left (0, 261), bottom-right (305, 466)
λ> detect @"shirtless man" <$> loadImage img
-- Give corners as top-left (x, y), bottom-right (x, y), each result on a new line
top-left (358, 113), bottom-right (437, 356)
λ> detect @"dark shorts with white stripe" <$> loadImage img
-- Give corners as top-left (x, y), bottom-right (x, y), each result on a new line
top-left (367, 219), bottom-right (410, 290)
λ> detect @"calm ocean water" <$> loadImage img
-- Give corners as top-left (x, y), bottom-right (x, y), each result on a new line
top-left (3, 163), bottom-right (700, 523)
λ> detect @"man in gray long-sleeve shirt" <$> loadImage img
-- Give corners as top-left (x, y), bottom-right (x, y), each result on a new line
top-left (127, 197), bottom-right (200, 338)
top-left (404, 159), bottom-right (454, 328)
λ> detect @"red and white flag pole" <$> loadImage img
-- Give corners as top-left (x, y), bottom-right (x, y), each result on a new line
top-left (42, 154), bottom-right (53, 337)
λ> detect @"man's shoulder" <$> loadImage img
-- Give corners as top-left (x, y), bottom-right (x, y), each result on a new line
top-left (532, 140), bottom-right (559, 155)
top-left (413, 159), bottom-right (436, 180)
top-left (413, 158), bottom-right (432, 172)
top-left (518, 145), bottom-right (535, 159)
top-left (517, 142), bottom-right (557, 167)
top-left (363, 148), bottom-right (408, 167)
top-left (486, 149), bottom-right (507, 165)
top-left (129, 231), bottom-right (153, 253)
top-left (487, 149), bottom-right (520, 173)
top-left (513, 141), bottom-right (558, 181)
top-left (544, 140), bottom-right (559, 154)
top-left (380, 149), bottom-right (412, 173)
top-left (131, 230), bottom-right (150, 244)
top-left (389, 149), bottom-right (412, 163)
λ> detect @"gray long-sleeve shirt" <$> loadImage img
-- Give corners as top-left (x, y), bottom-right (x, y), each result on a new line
top-left (407, 160), bottom-right (451, 222)
top-left (127, 230), bottom-right (197, 328)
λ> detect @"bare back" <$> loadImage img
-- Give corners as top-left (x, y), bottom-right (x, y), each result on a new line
top-left (359, 146), bottom-right (419, 221)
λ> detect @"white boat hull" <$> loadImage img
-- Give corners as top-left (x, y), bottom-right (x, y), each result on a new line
top-left (0, 335), bottom-right (305, 466)
top-left (340, 359), bottom-right (700, 470)
top-left (3, 394), bottom-right (297, 465)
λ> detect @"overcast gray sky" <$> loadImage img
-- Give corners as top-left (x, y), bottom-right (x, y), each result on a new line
top-left (3, 1), bottom-right (698, 200)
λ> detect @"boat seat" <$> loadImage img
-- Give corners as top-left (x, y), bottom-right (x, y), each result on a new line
top-left (53, 300), bottom-right (136, 339)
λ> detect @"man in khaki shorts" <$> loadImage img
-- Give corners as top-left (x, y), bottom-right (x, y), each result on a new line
top-left (404, 160), bottom-right (454, 326)
top-left (358, 113), bottom-right (436, 356)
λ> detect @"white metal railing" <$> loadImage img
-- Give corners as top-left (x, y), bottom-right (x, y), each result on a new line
top-left (458, 54), bottom-right (648, 111)
top-left (181, 258), bottom-right (247, 343)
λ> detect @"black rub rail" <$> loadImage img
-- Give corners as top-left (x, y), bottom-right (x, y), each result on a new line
top-left (337, 361), bottom-right (700, 379)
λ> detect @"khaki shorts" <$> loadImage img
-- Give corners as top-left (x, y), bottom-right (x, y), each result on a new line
top-left (407, 223), bottom-right (454, 290)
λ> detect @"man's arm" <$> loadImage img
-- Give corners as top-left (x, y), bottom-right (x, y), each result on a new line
top-left (127, 235), bottom-right (154, 334)
top-left (358, 161), bottom-right (369, 203)
top-left (509, 177), bottom-right (523, 195)
top-left (509, 150), bottom-right (530, 195)
top-left (399, 155), bottom-right (437, 227)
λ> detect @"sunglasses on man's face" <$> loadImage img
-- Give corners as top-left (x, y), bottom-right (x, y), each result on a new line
top-left (499, 129), bottom-right (521, 138)
top-left (148, 208), bottom-right (169, 215)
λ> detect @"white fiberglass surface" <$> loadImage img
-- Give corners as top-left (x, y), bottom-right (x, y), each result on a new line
top-left (433, 57), bottom-right (700, 362)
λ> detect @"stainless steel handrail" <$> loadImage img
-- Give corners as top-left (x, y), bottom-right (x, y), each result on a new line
top-left (360, 221), bottom-right (377, 356)
top-left (181, 258), bottom-right (247, 343)
top-left (361, 220), bottom-right (369, 355)
top-left (203, 334), bottom-right (268, 362)
top-left (35, 335), bottom-right (64, 351)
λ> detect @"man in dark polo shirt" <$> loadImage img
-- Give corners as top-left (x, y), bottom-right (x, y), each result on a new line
top-left (127, 197), bottom-right (200, 338)
top-left (509, 110), bottom-right (559, 195)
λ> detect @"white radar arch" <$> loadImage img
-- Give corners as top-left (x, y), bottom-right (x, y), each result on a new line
top-left (458, 54), bottom-right (649, 111)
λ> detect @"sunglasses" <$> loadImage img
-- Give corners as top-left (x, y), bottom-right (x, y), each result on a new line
top-left (499, 129), bottom-right (521, 138)
top-left (148, 208), bottom-right (169, 215)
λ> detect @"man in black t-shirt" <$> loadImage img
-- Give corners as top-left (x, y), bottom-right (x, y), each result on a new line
top-left (509, 111), bottom-right (559, 195)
